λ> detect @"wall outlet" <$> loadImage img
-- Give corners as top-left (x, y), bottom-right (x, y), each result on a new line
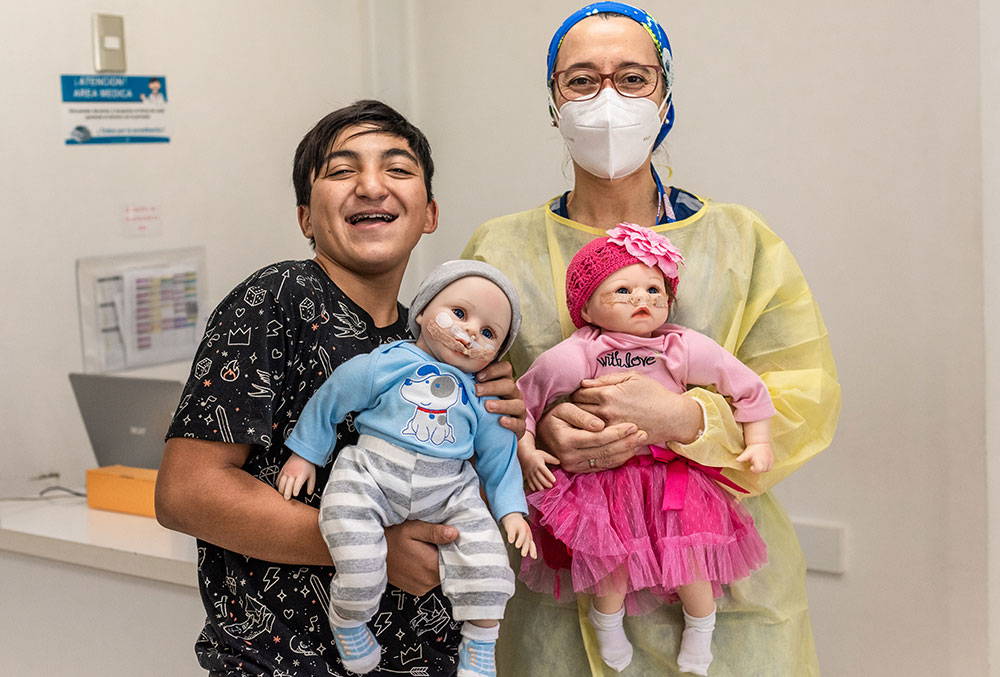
top-left (792, 518), bottom-right (847, 574)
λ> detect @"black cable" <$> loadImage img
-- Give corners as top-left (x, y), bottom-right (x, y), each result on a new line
top-left (0, 485), bottom-right (87, 502)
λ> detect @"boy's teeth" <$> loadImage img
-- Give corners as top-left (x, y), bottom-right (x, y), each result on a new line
top-left (351, 213), bottom-right (393, 224)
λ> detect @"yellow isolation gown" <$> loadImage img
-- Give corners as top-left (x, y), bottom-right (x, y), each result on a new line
top-left (462, 196), bottom-right (840, 676)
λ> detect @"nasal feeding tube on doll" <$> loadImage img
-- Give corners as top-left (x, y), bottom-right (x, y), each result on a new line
top-left (428, 311), bottom-right (498, 361)
top-left (598, 291), bottom-right (670, 308)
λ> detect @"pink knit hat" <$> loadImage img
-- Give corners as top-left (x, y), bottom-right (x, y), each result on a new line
top-left (566, 223), bottom-right (685, 328)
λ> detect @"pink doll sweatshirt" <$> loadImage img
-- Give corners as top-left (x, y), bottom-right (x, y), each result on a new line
top-left (519, 324), bottom-right (775, 435)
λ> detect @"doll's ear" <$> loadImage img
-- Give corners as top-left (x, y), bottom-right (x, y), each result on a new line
top-left (415, 364), bottom-right (441, 377)
top-left (580, 301), bottom-right (593, 326)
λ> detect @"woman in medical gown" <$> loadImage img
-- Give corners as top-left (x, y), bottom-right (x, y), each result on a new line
top-left (463, 3), bottom-right (841, 675)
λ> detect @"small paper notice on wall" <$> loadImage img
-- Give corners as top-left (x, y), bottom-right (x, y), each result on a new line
top-left (77, 248), bottom-right (206, 372)
top-left (123, 205), bottom-right (162, 236)
top-left (61, 74), bottom-right (169, 145)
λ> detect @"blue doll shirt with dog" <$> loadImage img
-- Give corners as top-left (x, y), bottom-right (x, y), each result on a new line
top-left (285, 340), bottom-right (527, 521)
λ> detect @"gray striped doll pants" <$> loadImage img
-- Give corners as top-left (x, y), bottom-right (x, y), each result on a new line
top-left (319, 434), bottom-right (515, 625)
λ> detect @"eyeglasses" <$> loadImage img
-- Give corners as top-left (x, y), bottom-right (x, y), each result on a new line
top-left (550, 65), bottom-right (663, 101)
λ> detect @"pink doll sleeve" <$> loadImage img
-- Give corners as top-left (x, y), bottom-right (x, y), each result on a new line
top-left (516, 332), bottom-right (593, 435)
top-left (679, 328), bottom-right (777, 423)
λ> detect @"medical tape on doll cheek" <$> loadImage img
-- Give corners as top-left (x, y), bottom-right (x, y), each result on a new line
top-left (598, 292), bottom-right (670, 308)
top-left (427, 313), bottom-right (498, 361)
top-left (434, 312), bottom-right (477, 347)
top-left (434, 311), bottom-right (454, 329)
top-left (449, 324), bottom-right (475, 345)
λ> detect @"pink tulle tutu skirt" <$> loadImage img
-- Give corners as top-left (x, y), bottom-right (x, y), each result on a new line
top-left (520, 457), bottom-right (767, 616)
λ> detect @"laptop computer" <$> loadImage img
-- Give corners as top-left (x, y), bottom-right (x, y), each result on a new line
top-left (69, 373), bottom-right (184, 470)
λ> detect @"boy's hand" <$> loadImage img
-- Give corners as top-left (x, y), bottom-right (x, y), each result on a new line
top-left (276, 454), bottom-right (317, 499)
top-left (385, 521), bottom-right (458, 595)
top-left (736, 442), bottom-right (773, 474)
top-left (475, 361), bottom-right (527, 438)
top-left (501, 513), bottom-right (537, 559)
top-left (517, 435), bottom-right (558, 492)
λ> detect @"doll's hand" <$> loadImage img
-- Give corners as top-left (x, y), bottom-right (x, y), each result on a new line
top-left (501, 513), bottom-right (537, 559)
top-left (736, 443), bottom-right (774, 474)
top-left (517, 435), bottom-right (559, 491)
top-left (276, 454), bottom-right (317, 500)
top-left (475, 361), bottom-right (527, 438)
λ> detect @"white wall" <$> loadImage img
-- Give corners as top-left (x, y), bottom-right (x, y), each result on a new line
top-left (0, 0), bottom-right (367, 489)
top-left (0, 1), bottom-right (368, 674)
top-left (408, 1), bottom-right (988, 675)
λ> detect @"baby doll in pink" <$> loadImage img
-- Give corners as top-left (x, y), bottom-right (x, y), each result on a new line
top-left (516, 223), bottom-right (774, 676)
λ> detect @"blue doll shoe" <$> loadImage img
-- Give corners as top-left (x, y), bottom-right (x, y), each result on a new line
top-left (457, 638), bottom-right (497, 677)
top-left (332, 623), bottom-right (381, 674)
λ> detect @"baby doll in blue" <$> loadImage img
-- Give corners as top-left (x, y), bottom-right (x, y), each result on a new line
top-left (279, 260), bottom-right (534, 677)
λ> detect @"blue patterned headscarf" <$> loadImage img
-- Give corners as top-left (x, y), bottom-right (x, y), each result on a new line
top-left (547, 2), bottom-right (674, 147)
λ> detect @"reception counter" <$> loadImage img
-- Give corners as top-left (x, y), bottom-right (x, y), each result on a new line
top-left (0, 494), bottom-right (205, 675)
top-left (0, 494), bottom-right (197, 586)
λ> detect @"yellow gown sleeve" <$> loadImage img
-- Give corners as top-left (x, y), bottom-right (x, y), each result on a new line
top-left (668, 219), bottom-right (841, 495)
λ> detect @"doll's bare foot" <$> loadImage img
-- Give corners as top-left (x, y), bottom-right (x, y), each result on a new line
top-left (588, 603), bottom-right (633, 672)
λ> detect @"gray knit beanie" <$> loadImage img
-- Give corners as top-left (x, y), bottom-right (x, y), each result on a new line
top-left (408, 260), bottom-right (522, 360)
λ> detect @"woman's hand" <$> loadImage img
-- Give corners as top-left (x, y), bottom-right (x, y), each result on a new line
top-left (385, 520), bottom-right (458, 596)
top-left (535, 372), bottom-right (704, 474)
top-left (573, 372), bottom-right (703, 446)
top-left (535, 401), bottom-right (647, 473)
top-left (475, 361), bottom-right (527, 438)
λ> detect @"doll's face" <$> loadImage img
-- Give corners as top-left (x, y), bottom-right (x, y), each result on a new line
top-left (415, 276), bottom-right (512, 373)
top-left (581, 263), bottom-right (670, 337)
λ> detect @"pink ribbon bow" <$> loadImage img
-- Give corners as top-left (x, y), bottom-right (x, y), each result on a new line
top-left (647, 444), bottom-right (748, 510)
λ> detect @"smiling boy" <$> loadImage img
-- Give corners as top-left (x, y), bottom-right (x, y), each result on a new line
top-left (155, 101), bottom-right (525, 677)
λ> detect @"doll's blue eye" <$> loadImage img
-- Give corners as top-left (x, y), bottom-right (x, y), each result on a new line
top-left (482, 328), bottom-right (494, 340)
top-left (452, 308), bottom-right (465, 319)
top-left (616, 287), bottom-right (629, 294)
top-left (648, 286), bottom-right (661, 294)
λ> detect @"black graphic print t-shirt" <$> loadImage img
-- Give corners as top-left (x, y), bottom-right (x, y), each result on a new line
top-left (166, 260), bottom-right (461, 676)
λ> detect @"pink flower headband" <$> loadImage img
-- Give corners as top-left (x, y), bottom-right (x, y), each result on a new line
top-left (606, 223), bottom-right (685, 290)
top-left (565, 223), bottom-right (686, 329)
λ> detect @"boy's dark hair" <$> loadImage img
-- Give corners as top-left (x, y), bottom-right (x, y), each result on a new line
top-left (293, 100), bottom-right (434, 209)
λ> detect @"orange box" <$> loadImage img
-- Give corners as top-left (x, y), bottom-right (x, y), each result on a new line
top-left (86, 465), bottom-right (158, 518)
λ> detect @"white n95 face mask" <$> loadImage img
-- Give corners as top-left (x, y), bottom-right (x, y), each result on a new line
top-left (554, 87), bottom-right (667, 180)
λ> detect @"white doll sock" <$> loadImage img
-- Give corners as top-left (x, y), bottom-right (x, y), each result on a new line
top-left (677, 605), bottom-right (716, 676)
top-left (588, 602), bottom-right (633, 672)
top-left (458, 622), bottom-right (499, 677)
